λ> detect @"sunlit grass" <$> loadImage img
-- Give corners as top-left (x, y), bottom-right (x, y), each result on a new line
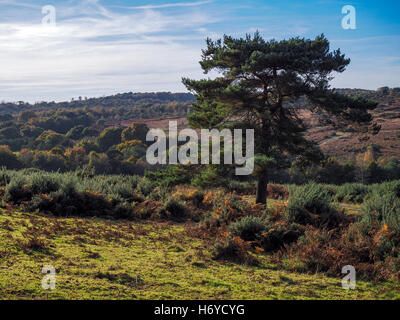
top-left (0, 208), bottom-right (398, 300)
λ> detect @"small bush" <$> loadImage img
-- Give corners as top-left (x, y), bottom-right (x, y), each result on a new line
top-left (267, 184), bottom-right (289, 200)
top-left (229, 216), bottom-right (269, 241)
top-left (361, 192), bottom-right (400, 233)
top-left (4, 176), bottom-right (32, 204)
top-left (261, 224), bottom-right (304, 252)
top-left (226, 181), bottom-right (254, 194)
top-left (0, 168), bottom-right (10, 186)
top-left (158, 198), bottom-right (188, 221)
top-left (133, 200), bottom-right (160, 220)
top-left (213, 235), bottom-right (259, 266)
top-left (286, 183), bottom-right (332, 221)
top-left (334, 183), bottom-right (368, 204)
top-left (136, 177), bottom-right (155, 197)
top-left (27, 173), bottom-right (61, 195)
top-left (285, 183), bottom-right (345, 228)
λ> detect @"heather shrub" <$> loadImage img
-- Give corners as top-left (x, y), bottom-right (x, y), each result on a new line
top-left (229, 216), bottom-right (269, 241)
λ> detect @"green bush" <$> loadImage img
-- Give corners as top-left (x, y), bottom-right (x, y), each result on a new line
top-left (158, 198), bottom-right (187, 221)
top-left (334, 183), bottom-right (369, 204)
top-left (369, 180), bottom-right (400, 198)
top-left (145, 165), bottom-right (193, 187)
top-left (136, 177), bottom-right (155, 197)
top-left (0, 168), bottom-right (10, 186)
top-left (27, 173), bottom-right (61, 195)
top-left (4, 176), bottom-right (32, 203)
top-left (261, 224), bottom-right (304, 252)
top-left (285, 183), bottom-right (339, 227)
top-left (191, 166), bottom-right (228, 189)
top-left (229, 216), bottom-right (269, 241)
top-left (361, 192), bottom-right (400, 233)
top-left (26, 189), bottom-right (134, 220)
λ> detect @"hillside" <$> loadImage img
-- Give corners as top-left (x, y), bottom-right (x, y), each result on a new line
top-left (306, 87), bottom-right (400, 161)
top-left (0, 92), bottom-right (195, 113)
top-left (1, 87), bottom-right (399, 160)
top-left (118, 87), bottom-right (400, 161)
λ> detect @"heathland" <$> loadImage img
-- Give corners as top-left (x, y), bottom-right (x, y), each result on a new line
top-left (1, 87), bottom-right (400, 299)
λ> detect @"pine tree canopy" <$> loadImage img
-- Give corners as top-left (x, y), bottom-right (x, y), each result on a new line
top-left (183, 32), bottom-right (378, 159)
top-left (182, 32), bottom-right (379, 203)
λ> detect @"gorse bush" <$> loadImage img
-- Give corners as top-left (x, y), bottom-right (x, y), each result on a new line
top-left (0, 168), bottom-right (10, 186)
top-left (136, 177), bottom-right (155, 197)
top-left (229, 216), bottom-right (269, 241)
top-left (369, 180), bottom-right (400, 198)
top-left (261, 223), bottom-right (304, 252)
top-left (158, 198), bottom-right (188, 221)
top-left (4, 176), bottom-right (31, 203)
top-left (333, 183), bottom-right (369, 204)
top-left (27, 173), bottom-right (61, 195)
top-left (361, 192), bottom-right (400, 233)
top-left (285, 183), bottom-right (334, 225)
top-left (26, 188), bottom-right (134, 219)
top-left (1, 170), bottom-right (144, 219)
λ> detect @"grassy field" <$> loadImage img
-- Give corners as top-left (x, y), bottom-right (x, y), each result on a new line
top-left (1, 207), bottom-right (399, 300)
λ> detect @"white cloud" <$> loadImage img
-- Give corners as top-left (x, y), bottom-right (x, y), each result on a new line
top-left (0, 1), bottom-right (217, 102)
top-left (112, 0), bottom-right (214, 10)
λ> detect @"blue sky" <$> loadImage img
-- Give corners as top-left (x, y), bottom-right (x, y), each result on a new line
top-left (0, 0), bottom-right (399, 102)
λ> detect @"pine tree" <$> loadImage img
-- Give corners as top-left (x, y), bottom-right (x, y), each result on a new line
top-left (183, 32), bottom-right (379, 204)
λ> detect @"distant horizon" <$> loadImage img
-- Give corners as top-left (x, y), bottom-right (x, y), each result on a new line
top-left (0, 86), bottom-right (396, 105)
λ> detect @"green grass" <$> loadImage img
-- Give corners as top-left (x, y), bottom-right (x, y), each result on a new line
top-left (0, 208), bottom-right (399, 300)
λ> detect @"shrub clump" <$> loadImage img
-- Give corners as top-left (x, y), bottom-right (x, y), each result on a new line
top-left (229, 216), bottom-right (269, 241)
top-left (158, 198), bottom-right (188, 222)
top-left (27, 173), bottom-right (61, 195)
top-left (26, 190), bottom-right (134, 219)
top-left (361, 192), bottom-right (400, 233)
top-left (267, 184), bottom-right (289, 200)
top-left (285, 183), bottom-right (347, 229)
top-left (4, 177), bottom-right (32, 204)
top-left (136, 177), bottom-right (155, 197)
top-left (213, 234), bottom-right (259, 266)
top-left (0, 169), bottom-right (11, 186)
top-left (261, 224), bottom-right (304, 252)
top-left (334, 183), bottom-right (368, 204)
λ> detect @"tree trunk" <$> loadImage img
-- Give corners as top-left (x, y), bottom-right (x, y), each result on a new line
top-left (255, 174), bottom-right (268, 204)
